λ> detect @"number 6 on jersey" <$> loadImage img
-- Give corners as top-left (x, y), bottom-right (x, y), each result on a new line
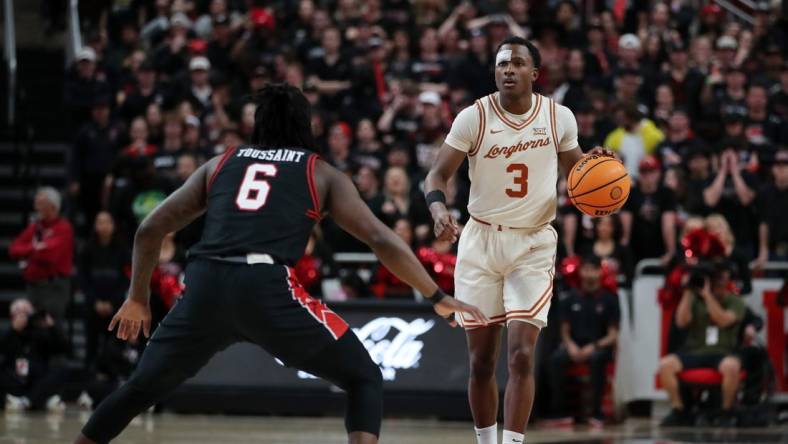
top-left (236, 163), bottom-right (278, 211)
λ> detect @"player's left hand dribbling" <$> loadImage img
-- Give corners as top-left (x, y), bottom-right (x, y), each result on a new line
top-left (109, 298), bottom-right (152, 341)
top-left (433, 297), bottom-right (489, 328)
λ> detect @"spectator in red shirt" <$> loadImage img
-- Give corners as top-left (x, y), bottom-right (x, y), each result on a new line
top-left (8, 188), bottom-right (74, 322)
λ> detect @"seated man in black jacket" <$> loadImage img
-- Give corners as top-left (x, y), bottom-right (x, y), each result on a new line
top-left (78, 335), bottom-right (143, 410)
top-left (0, 298), bottom-right (68, 411)
top-left (548, 255), bottom-right (620, 426)
top-left (737, 307), bottom-right (767, 408)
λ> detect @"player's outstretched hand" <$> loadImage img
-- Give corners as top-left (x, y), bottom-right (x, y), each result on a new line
top-left (587, 146), bottom-right (615, 158)
top-left (109, 298), bottom-right (152, 341)
top-left (433, 297), bottom-right (489, 328)
top-left (432, 209), bottom-right (460, 243)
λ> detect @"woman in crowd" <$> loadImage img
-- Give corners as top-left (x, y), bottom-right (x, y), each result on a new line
top-left (378, 167), bottom-right (430, 240)
top-left (121, 117), bottom-right (156, 158)
top-left (79, 212), bottom-right (130, 367)
top-left (581, 215), bottom-right (634, 286)
top-left (705, 213), bottom-right (752, 295)
top-left (371, 218), bottom-right (416, 299)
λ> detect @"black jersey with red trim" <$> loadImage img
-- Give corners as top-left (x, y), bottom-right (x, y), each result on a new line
top-left (189, 145), bottom-right (320, 265)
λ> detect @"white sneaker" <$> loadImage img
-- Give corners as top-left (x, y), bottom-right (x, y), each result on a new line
top-left (77, 391), bottom-right (93, 410)
top-left (5, 394), bottom-right (30, 412)
top-left (45, 395), bottom-right (66, 413)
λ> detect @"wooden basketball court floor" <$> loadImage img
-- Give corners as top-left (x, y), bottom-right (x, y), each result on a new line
top-left (1, 411), bottom-right (787, 443)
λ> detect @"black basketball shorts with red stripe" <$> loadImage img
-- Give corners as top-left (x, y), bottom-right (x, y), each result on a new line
top-left (158, 257), bottom-right (351, 367)
top-left (81, 258), bottom-right (383, 443)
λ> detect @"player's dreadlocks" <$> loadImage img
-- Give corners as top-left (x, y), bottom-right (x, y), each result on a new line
top-left (251, 83), bottom-right (317, 151)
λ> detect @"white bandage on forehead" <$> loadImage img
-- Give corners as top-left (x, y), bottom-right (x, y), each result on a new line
top-left (496, 49), bottom-right (512, 65)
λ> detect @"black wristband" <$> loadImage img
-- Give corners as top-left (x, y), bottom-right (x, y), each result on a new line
top-left (428, 288), bottom-right (447, 305)
top-left (425, 190), bottom-right (447, 207)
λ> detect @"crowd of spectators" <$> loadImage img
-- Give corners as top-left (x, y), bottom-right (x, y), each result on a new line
top-left (60, 0), bottom-right (787, 297)
top-left (3, 0), bottom-right (787, 418)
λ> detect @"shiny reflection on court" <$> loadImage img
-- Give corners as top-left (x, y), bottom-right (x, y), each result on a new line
top-left (1, 411), bottom-right (787, 443)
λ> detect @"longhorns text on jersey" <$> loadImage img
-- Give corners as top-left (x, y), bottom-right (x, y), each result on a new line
top-left (445, 92), bottom-right (579, 229)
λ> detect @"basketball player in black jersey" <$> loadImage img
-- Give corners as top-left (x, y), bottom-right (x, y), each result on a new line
top-left (74, 84), bottom-right (487, 444)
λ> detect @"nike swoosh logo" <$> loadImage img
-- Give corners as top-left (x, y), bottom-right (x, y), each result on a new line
top-left (490, 129), bottom-right (504, 134)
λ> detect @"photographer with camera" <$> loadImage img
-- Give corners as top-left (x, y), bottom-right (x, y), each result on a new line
top-left (657, 262), bottom-right (746, 426)
top-left (0, 299), bottom-right (69, 412)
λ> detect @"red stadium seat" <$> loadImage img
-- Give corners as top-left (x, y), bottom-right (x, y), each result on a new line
top-left (763, 290), bottom-right (787, 391)
top-left (678, 368), bottom-right (746, 386)
top-left (564, 361), bottom-right (616, 418)
top-left (566, 361), bottom-right (615, 378)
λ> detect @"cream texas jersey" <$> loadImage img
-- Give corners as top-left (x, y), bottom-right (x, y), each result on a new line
top-left (445, 92), bottom-right (579, 228)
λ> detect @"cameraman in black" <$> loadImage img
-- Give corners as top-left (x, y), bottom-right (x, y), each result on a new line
top-left (78, 335), bottom-right (143, 409)
top-left (658, 262), bottom-right (746, 426)
top-left (0, 298), bottom-right (68, 411)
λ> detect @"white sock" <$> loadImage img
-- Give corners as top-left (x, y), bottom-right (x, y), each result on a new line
top-left (502, 429), bottom-right (524, 443)
top-left (474, 423), bottom-right (497, 444)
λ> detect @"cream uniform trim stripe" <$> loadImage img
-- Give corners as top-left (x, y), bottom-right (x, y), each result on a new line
top-left (490, 93), bottom-right (542, 130)
top-left (469, 98), bottom-right (486, 156)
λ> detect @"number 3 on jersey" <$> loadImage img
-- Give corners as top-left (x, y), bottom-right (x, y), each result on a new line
top-left (506, 163), bottom-right (528, 198)
top-left (236, 163), bottom-right (278, 211)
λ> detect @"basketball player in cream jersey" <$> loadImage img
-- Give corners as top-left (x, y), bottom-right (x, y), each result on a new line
top-left (425, 37), bottom-right (612, 444)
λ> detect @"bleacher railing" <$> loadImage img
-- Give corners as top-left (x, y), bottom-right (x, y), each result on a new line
top-left (334, 254), bottom-right (787, 278)
top-left (3, 0), bottom-right (16, 128)
top-left (635, 258), bottom-right (788, 278)
top-left (713, 0), bottom-right (755, 25)
top-left (333, 252), bottom-right (378, 264)
top-left (65, 0), bottom-right (82, 67)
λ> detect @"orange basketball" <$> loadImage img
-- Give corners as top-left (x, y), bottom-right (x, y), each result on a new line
top-left (567, 155), bottom-right (631, 217)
